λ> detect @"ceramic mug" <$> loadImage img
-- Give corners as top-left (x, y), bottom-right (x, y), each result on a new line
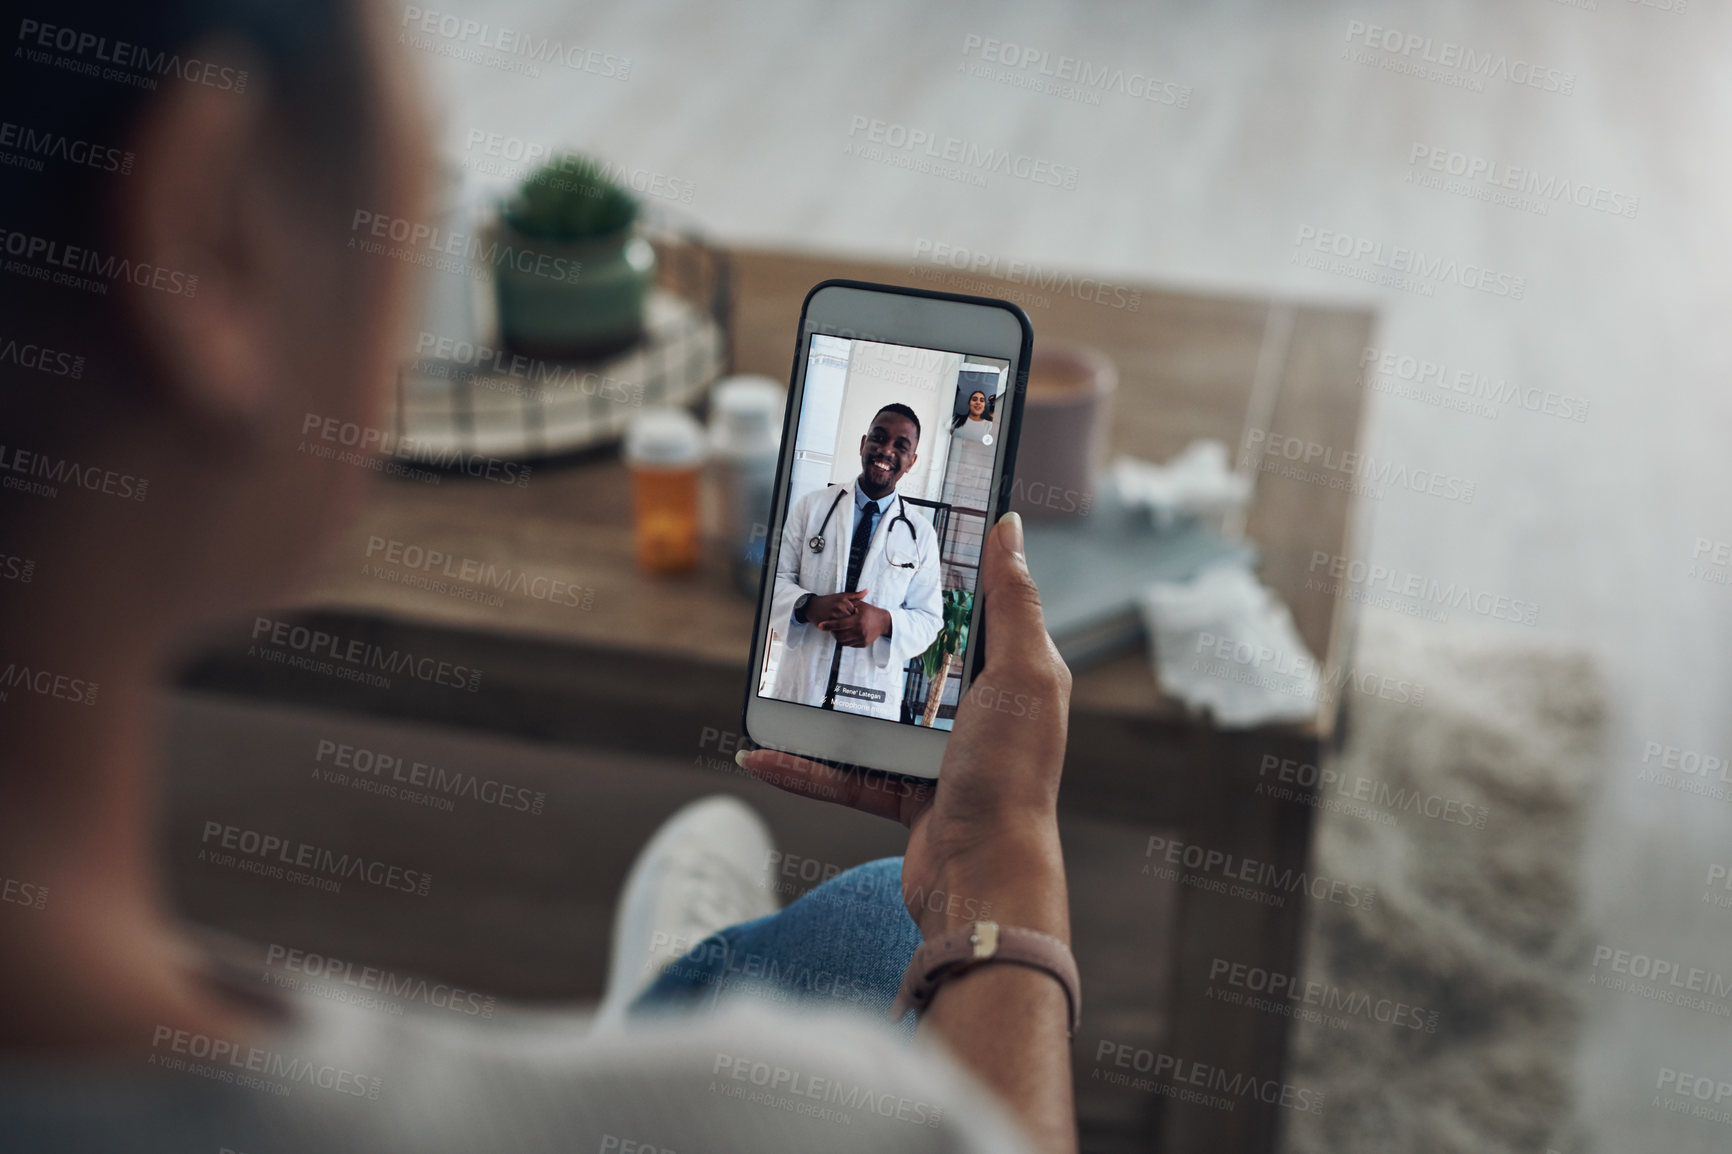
top-left (1009, 343), bottom-right (1117, 521)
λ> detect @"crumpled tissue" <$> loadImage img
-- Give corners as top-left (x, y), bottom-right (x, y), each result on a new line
top-left (1110, 440), bottom-right (1251, 530)
top-left (1138, 563), bottom-right (1322, 728)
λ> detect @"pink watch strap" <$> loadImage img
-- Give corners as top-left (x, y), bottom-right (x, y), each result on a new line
top-left (890, 920), bottom-right (1081, 1036)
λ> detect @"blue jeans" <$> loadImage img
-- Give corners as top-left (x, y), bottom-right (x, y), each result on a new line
top-left (628, 857), bottom-right (922, 1037)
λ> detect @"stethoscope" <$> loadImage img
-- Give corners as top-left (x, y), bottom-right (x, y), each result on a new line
top-left (808, 487), bottom-right (919, 568)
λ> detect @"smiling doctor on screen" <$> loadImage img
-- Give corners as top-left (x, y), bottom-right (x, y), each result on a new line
top-left (770, 403), bottom-right (944, 718)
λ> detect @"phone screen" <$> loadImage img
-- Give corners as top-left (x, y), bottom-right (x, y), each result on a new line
top-left (757, 333), bottom-right (1011, 731)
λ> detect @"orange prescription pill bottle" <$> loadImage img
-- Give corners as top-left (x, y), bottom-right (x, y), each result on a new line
top-left (623, 408), bottom-right (705, 574)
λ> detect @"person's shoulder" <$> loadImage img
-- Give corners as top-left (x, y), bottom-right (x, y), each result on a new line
top-left (577, 1004), bottom-right (1037, 1153)
top-left (793, 484), bottom-right (841, 513)
top-left (108, 992), bottom-right (1035, 1154)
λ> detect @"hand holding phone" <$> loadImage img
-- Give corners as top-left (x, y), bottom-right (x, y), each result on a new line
top-left (744, 279), bottom-right (1033, 779)
top-left (739, 510), bottom-right (1078, 1154)
top-left (737, 511), bottom-right (1072, 940)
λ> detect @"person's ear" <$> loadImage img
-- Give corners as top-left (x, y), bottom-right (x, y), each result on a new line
top-left (119, 42), bottom-right (276, 432)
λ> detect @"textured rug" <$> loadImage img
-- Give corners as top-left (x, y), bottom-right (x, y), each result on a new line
top-left (1281, 616), bottom-right (1607, 1154)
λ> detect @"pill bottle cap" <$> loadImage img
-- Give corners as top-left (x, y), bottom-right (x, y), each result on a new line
top-left (624, 408), bottom-right (705, 468)
top-left (709, 375), bottom-right (785, 458)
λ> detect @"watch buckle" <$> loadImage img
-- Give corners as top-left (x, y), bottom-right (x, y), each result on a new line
top-left (968, 920), bottom-right (1000, 960)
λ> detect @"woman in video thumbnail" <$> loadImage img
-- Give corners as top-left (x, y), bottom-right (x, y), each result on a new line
top-left (951, 388), bottom-right (996, 443)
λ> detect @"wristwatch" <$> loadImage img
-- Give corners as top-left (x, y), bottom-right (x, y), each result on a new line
top-left (890, 920), bottom-right (1081, 1037)
top-left (793, 593), bottom-right (813, 623)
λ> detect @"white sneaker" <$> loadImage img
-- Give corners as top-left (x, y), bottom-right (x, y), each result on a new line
top-left (591, 795), bottom-right (780, 1029)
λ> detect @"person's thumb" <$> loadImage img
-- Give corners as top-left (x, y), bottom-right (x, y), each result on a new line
top-left (977, 512), bottom-right (1057, 672)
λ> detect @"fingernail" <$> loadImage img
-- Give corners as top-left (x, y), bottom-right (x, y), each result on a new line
top-left (996, 510), bottom-right (1026, 565)
top-left (734, 749), bottom-right (752, 769)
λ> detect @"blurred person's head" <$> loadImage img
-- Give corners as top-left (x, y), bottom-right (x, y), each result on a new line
top-left (0, 0), bottom-right (428, 662)
top-left (0, 0), bottom-right (429, 1046)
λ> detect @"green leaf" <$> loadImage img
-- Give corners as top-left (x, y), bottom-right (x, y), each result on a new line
top-left (917, 589), bottom-right (974, 677)
top-left (502, 153), bottom-right (638, 242)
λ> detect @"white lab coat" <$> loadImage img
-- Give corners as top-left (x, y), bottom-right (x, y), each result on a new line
top-left (768, 483), bottom-right (944, 720)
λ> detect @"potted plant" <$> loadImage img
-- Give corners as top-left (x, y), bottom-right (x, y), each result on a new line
top-left (495, 153), bottom-right (656, 359)
top-left (917, 589), bottom-right (974, 726)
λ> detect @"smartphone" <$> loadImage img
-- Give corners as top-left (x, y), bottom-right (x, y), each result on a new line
top-left (742, 279), bottom-right (1033, 780)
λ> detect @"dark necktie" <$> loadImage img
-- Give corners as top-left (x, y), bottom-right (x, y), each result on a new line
top-left (822, 496), bottom-right (881, 709)
top-left (844, 497), bottom-right (880, 592)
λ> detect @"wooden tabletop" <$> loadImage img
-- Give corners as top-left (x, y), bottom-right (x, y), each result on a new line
top-left (291, 246), bottom-right (1371, 736)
